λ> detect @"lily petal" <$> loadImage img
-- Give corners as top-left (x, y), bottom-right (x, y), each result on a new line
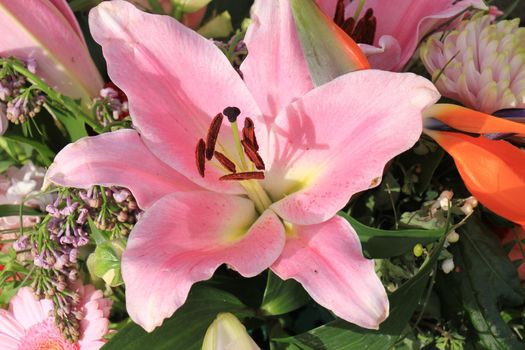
top-left (266, 70), bottom-right (439, 225)
top-left (241, 0), bottom-right (313, 125)
top-left (271, 215), bottom-right (389, 329)
top-left (424, 104), bottom-right (525, 134)
top-left (429, 131), bottom-right (525, 226)
top-left (89, 0), bottom-right (260, 194)
top-left (0, 0), bottom-right (103, 102)
top-left (122, 191), bottom-right (285, 332)
top-left (48, 0), bottom-right (85, 41)
top-left (46, 129), bottom-right (199, 210)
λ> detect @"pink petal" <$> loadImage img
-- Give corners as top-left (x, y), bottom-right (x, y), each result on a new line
top-left (265, 70), bottom-right (439, 225)
top-left (0, 310), bottom-right (24, 340)
top-left (358, 36), bottom-right (402, 72)
top-left (272, 216), bottom-right (389, 329)
top-left (0, 0), bottom-right (103, 101)
top-left (345, 0), bottom-right (487, 71)
top-left (89, 0), bottom-right (260, 194)
top-left (122, 191), bottom-right (285, 332)
top-left (0, 333), bottom-right (19, 350)
top-left (48, 0), bottom-right (85, 40)
top-left (241, 0), bottom-right (313, 124)
top-left (315, 0), bottom-right (337, 17)
top-left (46, 129), bottom-right (199, 210)
top-left (9, 287), bottom-right (49, 329)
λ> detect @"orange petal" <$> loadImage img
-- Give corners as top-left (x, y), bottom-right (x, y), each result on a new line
top-left (424, 104), bottom-right (525, 135)
top-left (429, 131), bottom-right (525, 226)
top-left (290, 0), bottom-right (370, 86)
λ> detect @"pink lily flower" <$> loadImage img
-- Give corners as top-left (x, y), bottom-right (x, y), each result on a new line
top-left (316, 0), bottom-right (487, 71)
top-left (46, 0), bottom-right (439, 331)
top-left (0, 0), bottom-right (103, 105)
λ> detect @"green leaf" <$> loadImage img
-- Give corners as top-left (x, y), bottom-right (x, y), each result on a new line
top-left (102, 284), bottom-right (255, 350)
top-left (46, 104), bottom-right (88, 142)
top-left (274, 237), bottom-right (445, 349)
top-left (1, 134), bottom-right (54, 165)
top-left (339, 212), bottom-right (444, 258)
top-left (261, 271), bottom-right (310, 315)
top-left (89, 238), bottom-right (126, 287)
top-left (0, 204), bottom-right (43, 217)
top-left (452, 217), bottom-right (525, 349)
top-left (290, 0), bottom-right (368, 86)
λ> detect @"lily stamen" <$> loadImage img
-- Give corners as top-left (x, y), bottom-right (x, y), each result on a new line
top-left (205, 113), bottom-right (223, 160)
top-left (219, 172), bottom-right (265, 181)
top-left (214, 151), bottom-right (237, 173)
top-left (241, 139), bottom-right (265, 170)
top-left (195, 107), bottom-right (266, 180)
top-left (242, 117), bottom-right (259, 150)
top-left (195, 138), bottom-right (206, 177)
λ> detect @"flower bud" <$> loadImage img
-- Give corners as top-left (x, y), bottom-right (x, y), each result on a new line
top-left (441, 258), bottom-right (455, 274)
top-left (202, 313), bottom-right (260, 350)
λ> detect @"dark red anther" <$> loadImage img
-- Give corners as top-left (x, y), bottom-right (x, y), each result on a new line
top-left (352, 8), bottom-right (376, 45)
top-left (242, 117), bottom-right (259, 151)
top-left (334, 0), bottom-right (346, 26)
top-left (341, 17), bottom-right (355, 36)
top-left (205, 113), bottom-right (223, 160)
top-left (195, 139), bottom-right (206, 177)
top-left (220, 171), bottom-right (265, 181)
top-left (214, 151), bottom-right (237, 173)
top-left (333, 5), bottom-right (376, 46)
top-left (241, 140), bottom-right (265, 170)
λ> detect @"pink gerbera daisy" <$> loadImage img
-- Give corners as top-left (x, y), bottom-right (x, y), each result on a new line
top-left (0, 286), bottom-right (111, 350)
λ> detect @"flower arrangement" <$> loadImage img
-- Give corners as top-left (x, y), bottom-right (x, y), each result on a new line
top-left (0, 0), bottom-right (523, 349)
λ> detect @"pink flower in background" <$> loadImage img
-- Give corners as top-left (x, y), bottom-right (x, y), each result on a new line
top-left (0, 285), bottom-right (111, 350)
top-left (421, 14), bottom-right (525, 113)
top-left (0, 0), bottom-right (103, 105)
top-left (46, 0), bottom-right (439, 331)
top-left (0, 161), bottom-right (52, 230)
top-left (317, 0), bottom-right (487, 71)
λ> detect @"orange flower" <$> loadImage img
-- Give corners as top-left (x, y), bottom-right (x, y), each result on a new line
top-left (424, 104), bottom-right (525, 226)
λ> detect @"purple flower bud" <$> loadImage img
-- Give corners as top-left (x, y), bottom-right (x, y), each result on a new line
top-left (13, 235), bottom-right (29, 251)
top-left (76, 208), bottom-right (89, 224)
top-left (112, 189), bottom-right (131, 203)
top-left (69, 249), bottom-right (78, 263)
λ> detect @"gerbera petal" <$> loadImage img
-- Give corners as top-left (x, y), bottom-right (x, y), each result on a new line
top-left (271, 216), bottom-right (389, 329)
top-left (429, 131), bottom-right (525, 226)
top-left (0, 333), bottom-right (19, 350)
top-left (0, 310), bottom-right (24, 340)
top-left (9, 287), bottom-right (49, 329)
top-left (46, 129), bottom-right (199, 210)
top-left (241, 0), bottom-right (313, 123)
top-left (266, 70), bottom-right (439, 225)
top-left (122, 192), bottom-right (285, 332)
top-left (89, 0), bottom-right (260, 194)
top-left (424, 104), bottom-right (525, 134)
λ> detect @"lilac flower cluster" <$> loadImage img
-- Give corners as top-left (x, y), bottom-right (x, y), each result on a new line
top-left (12, 185), bottom-right (141, 341)
top-left (215, 37), bottom-right (247, 76)
top-left (94, 84), bottom-right (129, 127)
top-left (0, 59), bottom-right (45, 124)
